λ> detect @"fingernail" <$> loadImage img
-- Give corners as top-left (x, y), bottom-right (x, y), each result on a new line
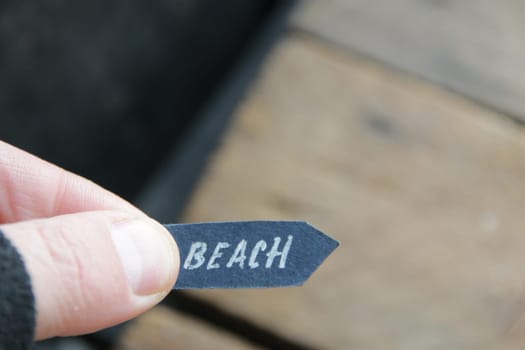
top-left (110, 217), bottom-right (179, 295)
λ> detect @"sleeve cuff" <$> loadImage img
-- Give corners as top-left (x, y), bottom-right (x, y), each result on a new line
top-left (0, 229), bottom-right (36, 349)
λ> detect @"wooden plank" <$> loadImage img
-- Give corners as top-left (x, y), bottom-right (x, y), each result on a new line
top-left (116, 306), bottom-right (259, 350)
top-left (293, 0), bottom-right (525, 121)
top-left (182, 33), bottom-right (525, 349)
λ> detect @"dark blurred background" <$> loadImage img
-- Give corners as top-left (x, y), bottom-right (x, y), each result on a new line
top-left (0, 0), bottom-right (285, 215)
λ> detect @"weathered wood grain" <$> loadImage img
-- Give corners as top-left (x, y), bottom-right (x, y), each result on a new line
top-left (182, 34), bottom-right (525, 349)
top-left (116, 306), bottom-right (259, 350)
top-left (293, 0), bottom-right (525, 121)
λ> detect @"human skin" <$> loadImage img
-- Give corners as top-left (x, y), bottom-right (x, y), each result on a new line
top-left (0, 140), bottom-right (179, 339)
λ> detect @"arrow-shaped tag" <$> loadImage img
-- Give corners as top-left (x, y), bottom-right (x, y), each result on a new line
top-left (165, 221), bottom-right (339, 289)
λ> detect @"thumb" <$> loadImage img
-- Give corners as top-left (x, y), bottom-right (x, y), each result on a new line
top-left (1, 210), bottom-right (179, 340)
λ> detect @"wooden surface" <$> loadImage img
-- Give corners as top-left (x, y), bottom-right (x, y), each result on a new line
top-left (293, 0), bottom-right (525, 120)
top-left (117, 306), bottom-right (259, 350)
top-left (180, 33), bottom-right (525, 349)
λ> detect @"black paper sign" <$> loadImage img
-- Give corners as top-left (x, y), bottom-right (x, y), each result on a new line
top-left (165, 221), bottom-right (339, 289)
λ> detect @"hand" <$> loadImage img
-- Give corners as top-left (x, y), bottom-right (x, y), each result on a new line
top-left (0, 140), bottom-right (179, 340)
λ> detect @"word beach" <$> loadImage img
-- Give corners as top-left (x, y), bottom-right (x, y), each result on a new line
top-left (165, 221), bottom-right (339, 289)
top-left (183, 236), bottom-right (293, 270)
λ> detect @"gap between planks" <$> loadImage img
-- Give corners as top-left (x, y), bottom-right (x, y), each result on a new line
top-left (290, 27), bottom-right (525, 128)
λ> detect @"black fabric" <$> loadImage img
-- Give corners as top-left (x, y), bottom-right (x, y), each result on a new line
top-left (0, 230), bottom-right (35, 350)
top-left (0, 0), bottom-right (271, 201)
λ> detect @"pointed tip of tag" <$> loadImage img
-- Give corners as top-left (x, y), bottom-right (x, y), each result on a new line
top-left (301, 221), bottom-right (340, 257)
top-left (286, 221), bottom-right (339, 285)
top-left (303, 221), bottom-right (340, 246)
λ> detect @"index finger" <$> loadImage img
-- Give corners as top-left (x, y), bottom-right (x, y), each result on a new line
top-left (0, 140), bottom-right (142, 223)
